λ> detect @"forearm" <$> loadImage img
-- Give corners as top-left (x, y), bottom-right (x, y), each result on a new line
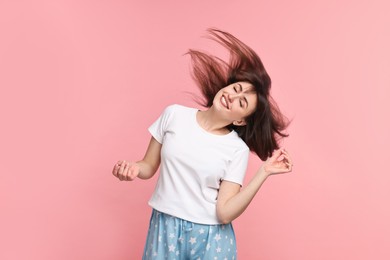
top-left (136, 160), bottom-right (159, 180)
top-left (133, 137), bottom-right (162, 180)
top-left (217, 168), bottom-right (269, 224)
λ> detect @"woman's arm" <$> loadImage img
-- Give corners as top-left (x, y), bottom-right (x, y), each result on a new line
top-left (112, 136), bottom-right (162, 181)
top-left (136, 136), bottom-right (162, 179)
top-left (216, 148), bottom-right (293, 224)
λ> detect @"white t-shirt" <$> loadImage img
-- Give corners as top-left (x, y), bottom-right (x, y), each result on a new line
top-left (148, 104), bottom-right (249, 224)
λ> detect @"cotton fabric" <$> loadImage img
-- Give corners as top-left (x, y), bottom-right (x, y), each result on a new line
top-left (143, 209), bottom-right (237, 260)
top-left (147, 104), bottom-right (249, 224)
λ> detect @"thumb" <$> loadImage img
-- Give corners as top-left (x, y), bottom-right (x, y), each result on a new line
top-left (129, 164), bottom-right (139, 180)
top-left (271, 148), bottom-right (283, 159)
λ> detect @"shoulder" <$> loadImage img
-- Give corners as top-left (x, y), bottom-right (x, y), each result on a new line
top-left (166, 103), bottom-right (195, 111)
top-left (163, 104), bottom-right (196, 115)
top-left (229, 131), bottom-right (250, 152)
top-left (235, 142), bottom-right (250, 157)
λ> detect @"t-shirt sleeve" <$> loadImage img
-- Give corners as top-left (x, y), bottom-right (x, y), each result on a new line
top-left (222, 147), bottom-right (249, 186)
top-left (148, 105), bottom-right (175, 144)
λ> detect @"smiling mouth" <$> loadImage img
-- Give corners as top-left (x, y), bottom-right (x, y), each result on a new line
top-left (221, 95), bottom-right (229, 109)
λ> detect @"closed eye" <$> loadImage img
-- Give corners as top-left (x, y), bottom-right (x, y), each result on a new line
top-left (238, 83), bottom-right (243, 92)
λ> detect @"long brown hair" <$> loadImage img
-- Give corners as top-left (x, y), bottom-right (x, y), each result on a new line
top-left (187, 28), bottom-right (290, 161)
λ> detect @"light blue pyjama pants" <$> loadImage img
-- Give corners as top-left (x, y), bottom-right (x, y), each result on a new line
top-left (142, 209), bottom-right (237, 260)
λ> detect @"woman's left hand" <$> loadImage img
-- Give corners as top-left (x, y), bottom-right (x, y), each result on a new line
top-left (261, 148), bottom-right (293, 177)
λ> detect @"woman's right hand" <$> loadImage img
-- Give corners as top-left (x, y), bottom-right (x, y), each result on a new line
top-left (112, 160), bottom-right (140, 181)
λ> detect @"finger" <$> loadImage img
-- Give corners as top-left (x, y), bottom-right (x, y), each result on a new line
top-left (130, 163), bottom-right (140, 181)
top-left (122, 163), bottom-right (130, 181)
top-left (274, 148), bottom-right (283, 156)
top-left (276, 163), bottom-right (291, 173)
top-left (281, 150), bottom-right (293, 163)
top-left (270, 148), bottom-right (283, 161)
top-left (127, 164), bottom-right (135, 181)
top-left (283, 154), bottom-right (293, 166)
top-left (118, 160), bottom-right (126, 175)
top-left (113, 160), bottom-right (124, 177)
top-left (280, 150), bottom-right (293, 164)
top-left (275, 149), bottom-right (289, 162)
top-left (285, 161), bottom-right (293, 171)
top-left (129, 168), bottom-right (136, 181)
top-left (112, 163), bottom-right (120, 177)
top-left (118, 161), bottom-right (127, 181)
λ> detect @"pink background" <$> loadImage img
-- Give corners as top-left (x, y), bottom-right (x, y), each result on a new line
top-left (1, 0), bottom-right (389, 259)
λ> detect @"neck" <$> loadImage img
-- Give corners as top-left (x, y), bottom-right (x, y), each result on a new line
top-left (197, 107), bottom-right (231, 135)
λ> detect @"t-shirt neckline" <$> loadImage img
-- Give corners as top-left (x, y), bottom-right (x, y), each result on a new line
top-left (193, 108), bottom-right (235, 138)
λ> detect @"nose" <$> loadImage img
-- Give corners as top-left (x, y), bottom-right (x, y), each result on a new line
top-left (228, 92), bottom-right (243, 103)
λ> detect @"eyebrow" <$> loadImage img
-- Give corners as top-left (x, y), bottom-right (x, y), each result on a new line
top-left (238, 83), bottom-right (249, 108)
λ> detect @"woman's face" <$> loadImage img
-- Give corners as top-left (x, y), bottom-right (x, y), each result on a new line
top-left (213, 81), bottom-right (258, 126)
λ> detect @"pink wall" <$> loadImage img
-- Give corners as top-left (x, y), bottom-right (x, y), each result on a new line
top-left (1, 0), bottom-right (389, 259)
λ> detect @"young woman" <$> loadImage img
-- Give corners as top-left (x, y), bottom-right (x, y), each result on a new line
top-left (112, 28), bottom-right (293, 260)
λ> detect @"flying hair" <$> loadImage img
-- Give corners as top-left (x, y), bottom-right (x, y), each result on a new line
top-left (187, 28), bottom-right (290, 161)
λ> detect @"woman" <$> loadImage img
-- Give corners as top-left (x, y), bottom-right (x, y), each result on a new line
top-left (112, 28), bottom-right (293, 259)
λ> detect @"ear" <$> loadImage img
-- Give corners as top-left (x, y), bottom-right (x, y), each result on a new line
top-left (233, 119), bottom-right (247, 126)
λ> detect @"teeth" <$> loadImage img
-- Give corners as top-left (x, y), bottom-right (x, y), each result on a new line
top-left (221, 96), bottom-right (228, 108)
